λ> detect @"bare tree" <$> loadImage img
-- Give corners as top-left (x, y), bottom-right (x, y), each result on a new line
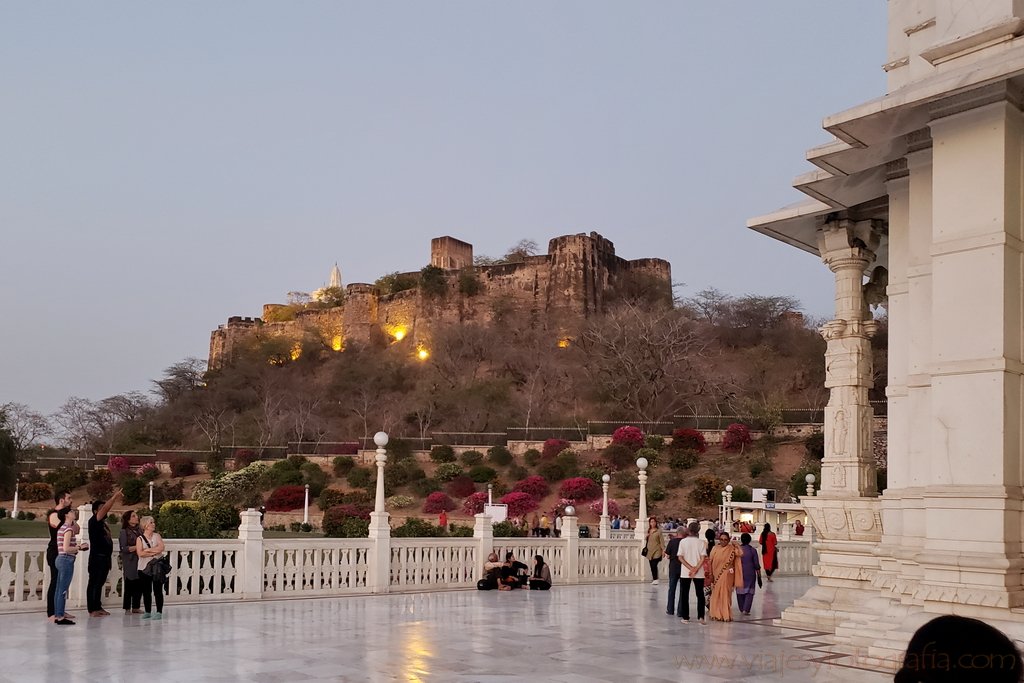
top-left (686, 287), bottom-right (734, 325)
top-left (0, 402), bottom-right (53, 450)
top-left (152, 358), bottom-right (206, 403)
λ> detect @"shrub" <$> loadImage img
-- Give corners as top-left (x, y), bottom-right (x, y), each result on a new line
top-left (330, 503), bottom-right (372, 520)
top-left (722, 423), bottom-right (752, 452)
top-left (266, 485), bottom-right (307, 512)
top-left (157, 500), bottom-right (214, 538)
top-left (234, 449), bottom-right (259, 469)
top-left (611, 426), bottom-right (644, 451)
top-left (671, 428), bottom-right (707, 454)
top-left (16, 511), bottom-right (25, 520)
top-left (555, 449), bottom-right (578, 472)
top-left (580, 467), bottom-right (605, 484)
top-left (200, 502), bottom-right (240, 532)
top-left (749, 455), bottom-right (772, 478)
top-left (423, 491), bottom-right (456, 513)
top-left (393, 517), bottom-right (444, 537)
top-left (492, 520), bottom-right (528, 537)
top-left (90, 468), bottom-right (114, 484)
top-left (490, 479), bottom-right (508, 497)
top-left (644, 435), bottom-right (665, 450)
top-left (635, 446), bottom-right (659, 468)
top-left (411, 477), bottom-right (442, 497)
top-left (805, 432), bottom-right (825, 461)
top-left (460, 450), bottom-right (484, 466)
top-left (25, 511), bottom-right (36, 521)
top-left (462, 491), bottom-right (488, 515)
top-left (191, 462), bottom-right (269, 507)
top-left (508, 464), bottom-right (528, 481)
top-left (121, 476), bottom-right (146, 505)
top-left (318, 488), bottom-right (346, 511)
top-left (206, 451), bottom-right (226, 476)
top-left (300, 522), bottom-right (313, 532)
top-left (446, 475), bottom-right (476, 498)
top-left (458, 269), bottom-right (482, 296)
top-left (588, 498), bottom-right (620, 517)
top-left (603, 444), bottom-right (634, 470)
top-left (500, 491), bottom-right (538, 517)
top-left (386, 494), bottom-right (415, 509)
top-left (430, 445), bottom-right (457, 463)
top-left (287, 454), bottom-right (308, 469)
top-left (43, 466), bottom-right (88, 493)
top-left (513, 475), bottom-right (550, 499)
top-left (267, 460), bottom-right (303, 487)
top-left (169, 456), bottom-right (196, 477)
top-left (537, 461), bottom-right (565, 482)
top-left (688, 475), bottom-right (725, 506)
top-left (153, 480), bottom-right (186, 506)
top-left (731, 485), bottom-right (752, 502)
top-left (289, 521), bottom-right (303, 533)
top-left (468, 465), bottom-right (497, 483)
top-left (434, 463), bottom-right (463, 482)
top-left (332, 456), bottom-right (356, 477)
top-left (87, 479), bottom-right (114, 499)
top-left (612, 471), bottom-right (634, 488)
top-left (346, 466), bottom-right (373, 489)
top-left (138, 463), bottom-right (160, 482)
top-left (523, 449), bottom-right (542, 467)
top-left (322, 506), bottom-right (370, 537)
top-left (668, 450), bottom-right (699, 470)
top-left (301, 462), bottom-right (328, 497)
top-left (649, 486), bottom-right (666, 501)
top-left (449, 523), bottom-right (473, 537)
top-left (487, 445), bottom-right (513, 467)
top-left (22, 482), bottom-right (52, 503)
top-left (107, 456), bottom-right (130, 478)
top-left (386, 439), bottom-right (414, 463)
top-left (558, 477), bottom-right (601, 503)
top-left (542, 439), bottom-right (570, 459)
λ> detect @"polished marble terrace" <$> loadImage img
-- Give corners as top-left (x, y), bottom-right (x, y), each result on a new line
top-left (0, 577), bottom-right (894, 682)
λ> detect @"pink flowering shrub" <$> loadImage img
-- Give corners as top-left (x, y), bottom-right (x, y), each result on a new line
top-left (500, 492), bottom-right (539, 517)
top-left (588, 498), bottom-right (620, 517)
top-left (512, 475), bottom-right (550, 499)
top-left (671, 428), bottom-right (707, 454)
top-left (611, 426), bottom-right (644, 452)
top-left (542, 439), bottom-right (570, 459)
top-left (558, 477), bottom-right (601, 503)
top-left (722, 423), bottom-right (752, 452)
top-left (423, 491), bottom-right (456, 514)
top-left (107, 456), bottom-right (130, 478)
top-left (462, 491), bottom-right (488, 515)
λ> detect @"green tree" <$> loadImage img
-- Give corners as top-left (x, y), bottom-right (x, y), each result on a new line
top-left (420, 265), bottom-right (448, 298)
top-left (374, 272), bottom-right (418, 296)
top-left (0, 409), bottom-right (16, 499)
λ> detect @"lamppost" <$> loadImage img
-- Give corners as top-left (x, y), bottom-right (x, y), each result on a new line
top-left (303, 483), bottom-right (310, 525)
top-left (369, 431), bottom-right (390, 539)
top-left (487, 483), bottom-right (493, 506)
top-left (600, 474), bottom-right (611, 539)
top-left (725, 484), bottom-right (734, 527)
top-left (12, 481), bottom-right (19, 518)
top-left (635, 456), bottom-right (648, 540)
top-left (148, 481), bottom-right (155, 510)
top-left (805, 473), bottom-right (816, 497)
top-left (720, 489), bottom-right (727, 526)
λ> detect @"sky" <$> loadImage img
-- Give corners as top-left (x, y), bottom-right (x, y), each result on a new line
top-left (0, 2), bottom-right (888, 415)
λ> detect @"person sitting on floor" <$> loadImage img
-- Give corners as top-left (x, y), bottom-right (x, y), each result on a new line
top-left (500, 552), bottom-right (529, 590)
top-left (477, 553), bottom-right (503, 590)
top-left (528, 555), bottom-right (552, 590)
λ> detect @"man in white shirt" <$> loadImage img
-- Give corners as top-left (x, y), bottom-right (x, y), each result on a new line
top-left (554, 514), bottom-right (563, 538)
top-left (621, 518), bottom-right (630, 530)
top-left (677, 521), bottom-right (707, 624)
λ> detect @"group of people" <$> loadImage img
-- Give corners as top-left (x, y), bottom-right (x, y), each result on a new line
top-left (644, 516), bottom-right (779, 623)
top-left (478, 552), bottom-right (552, 591)
top-left (524, 513), bottom-right (562, 537)
top-left (45, 489), bottom-right (169, 625)
top-left (609, 516), bottom-right (630, 530)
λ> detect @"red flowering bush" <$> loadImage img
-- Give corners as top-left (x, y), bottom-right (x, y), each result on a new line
top-left (329, 503), bottom-right (372, 520)
top-left (266, 485), bottom-right (307, 511)
top-left (722, 423), bottom-right (752, 452)
top-left (512, 475), bottom-right (550, 499)
top-left (558, 477), bottom-right (601, 503)
top-left (234, 449), bottom-right (259, 469)
top-left (138, 463), bottom-right (160, 482)
top-left (500, 491), bottom-right (539, 517)
top-left (588, 498), bottom-right (621, 517)
top-left (542, 439), bottom-right (570, 459)
top-left (671, 428), bottom-right (707, 453)
top-left (446, 475), bottom-right (477, 498)
top-left (611, 426), bottom-right (644, 451)
top-left (462, 491), bottom-right (489, 515)
top-left (107, 456), bottom-right (130, 478)
top-left (423, 491), bottom-right (457, 513)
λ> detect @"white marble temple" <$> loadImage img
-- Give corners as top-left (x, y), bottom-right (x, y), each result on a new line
top-left (0, 577), bottom-right (894, 682)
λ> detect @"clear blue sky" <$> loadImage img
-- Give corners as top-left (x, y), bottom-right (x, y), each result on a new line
top-left (0, 2), bottom-right (887, 414)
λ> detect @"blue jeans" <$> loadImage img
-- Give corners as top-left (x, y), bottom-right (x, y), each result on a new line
top-left (54, 555), bottom-right (76, 618)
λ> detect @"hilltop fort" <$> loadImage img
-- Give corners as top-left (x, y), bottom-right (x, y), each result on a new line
top-left (208, 231), bottom-right (671, 368)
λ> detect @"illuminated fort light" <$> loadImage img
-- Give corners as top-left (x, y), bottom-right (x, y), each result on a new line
top-left (290, 343), bottom-right (302, 361)
top-left (393, 328), bottom-right (407, 341)
top-left (331, 335), bottom-right (343, 351)
top-left (557, 338), bottom-right (571, 349)
top-left (416, 346), bottom-right (430, 361)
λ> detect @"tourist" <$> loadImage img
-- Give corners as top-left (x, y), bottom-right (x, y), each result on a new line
top-left (794, 520), bottom-right (805, 536)
top-left (54, 507), bottom-right (88, 625)
top-left (708, 532), bottom-right (743, 622)
top-left (620, 517), bottom-right (629, 531)
top-left (500, 552), bottom-right (529, 590)
top-left (46, 490), bottom-right (73, 622)
top-left (644, 516), bottom-right (664, 585)
top-left (611, 516), bottom-right (620, 530)
top-left (438, 510), bottom-right (447, 529)
top-left (677, 521), bottom-right (707, 624)
top-left (528, 555), bottom-right (551, 590)
top-left (135, 515), bottom-right (167, 619)
top-left (664, 526), bottom-right (688, 615)
top-left (540, 513), bottom-right (550, 538)
top-left (735, 533), bottom-right (761, 616)
top-left (531, 514), bottom-right (541, 537)
top-left (704, 528), bottom-right (716, 556)
top-left (894, 615), bottom-right (1023, 683)
top-left (478, 552), bottom-right (502, 590)
top-left (553, 513), bottom-right (562, 538)
top-left (119, 510), bottom-right (143, 613)
top-left (87, 492), bottom-right (120, 617)
top-left (759, 523), bottom-right (779, 581)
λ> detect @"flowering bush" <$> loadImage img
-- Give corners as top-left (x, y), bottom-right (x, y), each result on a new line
top-left (234, 449), bottom-right (259, 469)
top-left (266, 485), bottom-right (307, 512)
top-left (688, 475), bottom-right (725, 506)
top-left (139, 463), bottom-right (160, 482)
top-left (322, 506), bottom-right (371, 537)
top-left (331, 503), bottom-right (372, 520)
top-left (386, 495), bottom-right (414, 509)
top-left (446, 475), bottom-right (477, 498)
top-left (423, 491), bottom-right (457, 514)
top-left (169, 456), bottom-right (196, 477)
top-left (192, 463), bottom-right (269, 507)
top-left (542, 439), bottom-right (570, 459)
top-left (558, 477), bottom-right (601, 503)
top-left (611, 426), bottom-right (644, 451)
top-left (434, 462), bottom-right (463, 482)
top-left (512, 475), bottom-right (550, 499)
top-left (500, 491), bottom-right (539, 517)
top-left (722, 423), bottom-right (752, 452)
top-left (107, 456), bottom-right (130, 478)
top-left (671, 428), bottom-right (707, 454)
top-left (462, 491), bottom-right (488, 515)
top-left (588, 498), bottom-right (620, 517)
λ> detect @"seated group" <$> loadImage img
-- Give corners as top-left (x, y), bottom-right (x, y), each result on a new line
top-left (478, 552), bottom-right (551, 591)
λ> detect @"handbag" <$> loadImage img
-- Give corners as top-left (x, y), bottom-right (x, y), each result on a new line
top-left (641, 545), bottom-right (648, 557)
top-left (140, 535), bottom-right (171, 581)
top-left (756, 572), bottom-right (763, 589)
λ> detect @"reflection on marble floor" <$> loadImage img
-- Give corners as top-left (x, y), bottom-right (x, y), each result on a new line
top-left (0, 576), bottom-right (895, 682)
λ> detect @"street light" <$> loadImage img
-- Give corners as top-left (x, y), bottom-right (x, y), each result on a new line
top-left (148, 481), bottom-right (155, 510)
top-left (369, 431), bottom-right (390, 540)
top-left (635, 456), bottom-right (648, 540)
top-left (600, 474), bottom-right (611, 539)
top-left (12, 481), bottom-right (19, 519)
top-left (303, 484), bottom-right (310, 525)
top-left (805, 473), bottom-right (816, 497)
top-left (564, 505), bottom-right (576, 517)
top-left (724, 484), bottom-right (734, 526)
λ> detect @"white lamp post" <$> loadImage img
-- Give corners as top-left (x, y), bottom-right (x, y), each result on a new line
top-left (12, 481), bottom-right (19, 519)
top-left (635, 456), bottom-right (648, 540)
top-left (564, 505), bottom-right (575, 517)
top-left (368, 431), bottom-right (390, 539)
top-left (303, 483), bottom-right (310, 525)
top-left (720, 490), bottom-right (727, 525)
top-left (725, 484), bottom-right (734, 526)
top-left (805, 473), bottom-right (816, 498)
top-left (487, 483), bottom-right (493, 506)
top-left (600, 474), bottom-right (611, 539)
top-left (148, 481), bottom-right (155, 510)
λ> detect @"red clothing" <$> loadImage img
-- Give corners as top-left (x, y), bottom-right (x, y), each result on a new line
top-left (439, 512), bottom-right (448, 528)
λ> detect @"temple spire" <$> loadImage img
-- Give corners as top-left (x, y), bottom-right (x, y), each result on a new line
top-left (329, 263), bottom-right (342, 289)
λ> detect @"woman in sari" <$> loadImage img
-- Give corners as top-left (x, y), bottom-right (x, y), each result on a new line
top-left (759, 523), bottom-right (779, 582)
top-left (708, 532), bottom-right (743, 622)
top-left (735, 533), bottom-right (761, 615)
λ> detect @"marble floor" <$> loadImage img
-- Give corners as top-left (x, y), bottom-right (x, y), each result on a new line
top-left (0, 577), bottom-right (895, 682)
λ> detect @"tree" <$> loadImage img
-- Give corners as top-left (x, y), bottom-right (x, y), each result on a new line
top-left (502, 239), bottom-right (539, 263)
top-left (152, 358), bottom-right (206, 403)
top-left (686, 287), bottom-right (733, 325)
top-left (286, 291), bottom-right (312, 305)
top-left (0, 408), bottom-right (16, 498)
top-left (0, 402), bottom-right (53, 450)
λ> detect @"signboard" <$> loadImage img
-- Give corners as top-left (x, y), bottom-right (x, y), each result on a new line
top-left (484, 504), bottom-right (508, 523)
top-left (765, 502), bottom-right (776, 510)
